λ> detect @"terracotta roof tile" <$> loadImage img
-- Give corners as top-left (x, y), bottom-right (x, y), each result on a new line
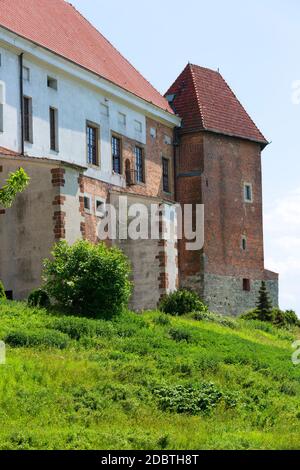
top-left (0, 0), bottom-right (173, 113)
top-left (166, 64), bottom-right (268, 145)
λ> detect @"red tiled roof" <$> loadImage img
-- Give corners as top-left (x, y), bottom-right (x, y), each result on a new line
top-left (0, 146), bottom-right (20, 156)
top-left (166, 64), bottom-right (268, 145)
top-left (0, 0), bottom-right (173, 114)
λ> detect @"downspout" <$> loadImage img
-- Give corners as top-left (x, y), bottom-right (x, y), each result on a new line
top-left (173, 127), bottom-right (180, 202)
top-left (19, 53), bottom-right (24, 155)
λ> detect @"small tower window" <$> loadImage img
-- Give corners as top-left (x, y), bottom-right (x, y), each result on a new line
top-left (242, 236), bottom-right (247, 251)
top-left (243, 279), bottom-right (251, 292)
top-left (244, 183), bottom-right (253, 202)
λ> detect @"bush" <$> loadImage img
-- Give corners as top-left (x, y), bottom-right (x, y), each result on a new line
top-left (159, 289), bottom-right (208, 316)
top-left (4, 329), bottom-right (70, 349)
top-left (43, 240), bottom-right (132, 318)
top-left (273, 309), bottom-right (299, 328)
top-left (153, 382), bottom-right (224, 415)
top-left (241, 308), bottom-right (299, 329)
top-left (193, 311), bottom-right (237, 329)
top-left (169, 327), bottom-right (193, 343)
top-left (28, 289), bottom-right (51, 308)
top-left (50, 316), bottom-right (115, 340)
top-left (0, 281), bottom-right (6, 301)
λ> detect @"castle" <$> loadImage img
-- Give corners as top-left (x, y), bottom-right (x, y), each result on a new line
top-left (0, 0), bottom-right (278, 315)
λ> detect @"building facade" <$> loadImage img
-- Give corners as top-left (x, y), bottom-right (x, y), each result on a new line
top-left (0, 0), bottom-right (278, 314)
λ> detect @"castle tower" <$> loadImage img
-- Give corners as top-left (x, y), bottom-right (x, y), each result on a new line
top-left (166, 64), bottom-right (278, 315)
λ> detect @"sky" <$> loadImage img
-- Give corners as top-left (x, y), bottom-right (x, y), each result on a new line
top-left (71, 0), bottom-right (300, 313)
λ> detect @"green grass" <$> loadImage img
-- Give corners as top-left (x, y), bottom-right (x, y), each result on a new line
top-left (0, 301), bottom-right (300, 450)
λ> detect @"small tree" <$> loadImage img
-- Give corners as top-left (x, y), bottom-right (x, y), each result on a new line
top-left (256, 281), bottom-right (273, 322)
top-left (43, 240), bottom-right (132, 318)
top-left (0, 168), bottom-right (29, 208)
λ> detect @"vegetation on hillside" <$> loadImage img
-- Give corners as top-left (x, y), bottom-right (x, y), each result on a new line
top-left (0, 300), bottom-right (299, 450)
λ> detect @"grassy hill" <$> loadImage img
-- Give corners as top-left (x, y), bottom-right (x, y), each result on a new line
top-left (0, 300), bottom-right (300, 450)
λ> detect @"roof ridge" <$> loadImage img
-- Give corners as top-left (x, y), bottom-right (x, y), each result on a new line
top-left (66, 1), bottom-right (170, 111)
top-left (189, 64), bottom-right (207, 129)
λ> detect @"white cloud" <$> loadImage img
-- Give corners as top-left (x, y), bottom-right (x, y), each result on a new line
top-left (264, 187), bottom-right (300, 314)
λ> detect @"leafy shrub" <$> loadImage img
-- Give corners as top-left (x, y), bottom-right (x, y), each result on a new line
top-left (28, 289), bottom-right (51, 308)
top-left (4, 329), bottom-right (70, 349)
top-left (154, 315), bottom-right (171, 326)
top-left (273, 309), bottom-right (299, 328)
top-left (193, 311), bottom-right (237, 329)
top-left (43, 240), bottom-right (132, 318)
top-left (159, 289), bottom-right (208, 316)
top-left (169, 327), bottom-right (193, 343)
top-left (153, 382), bottom-right (224, 415)
top-left (0, 281), bottom-right (6, 301)
top-left (241, 308), bottom-right (299, 329)
top-left (51, 316), bottom-right (115, 340)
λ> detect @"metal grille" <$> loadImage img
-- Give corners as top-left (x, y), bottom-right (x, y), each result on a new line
top-left (135, 146), bottom-right (144, 183)
top-left (162, 158), bottom-right (170, 193)
top-left (23, 96), bottom-right (32, 143)
top-left (112, 136), bottom-right (121, 174)
top-left (87, 125), bottom-right (98, 165)
top-left (50, 108), bottom-right (57, 151)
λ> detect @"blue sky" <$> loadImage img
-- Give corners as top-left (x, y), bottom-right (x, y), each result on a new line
top-left (71, 0), bottom-right (300, 313)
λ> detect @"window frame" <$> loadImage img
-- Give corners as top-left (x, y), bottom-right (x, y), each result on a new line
top-left (244, 183), bottom-right (253, 203)
top-left (111, 134), bottom-right (122, 175)
top-left (86, 121), bottom-right (100, 167)
top-left (23, 95), bottom-right (33, 143)
top-left (135, 145), bottom-right (145, 184)
top-left (162, 157), bottom-right (171, 193)
top-left (49, 107), bottom-right (59, 152)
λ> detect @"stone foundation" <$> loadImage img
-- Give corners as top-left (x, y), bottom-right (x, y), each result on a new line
top-left (182, 272), bottom-right (279, 316)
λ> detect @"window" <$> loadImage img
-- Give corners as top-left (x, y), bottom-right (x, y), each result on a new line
top-left (112, 135), bottom-right (122, 174)
top-left (244, 183), bottom-right (253, 202)
top-left (242, 236), bottom-right (247, 251)
top-left (49, 107), bottom-right (58, 151)
top-left (86, 123), bottom-right (99, 166)
top-left (118, 112), bottom-right (126, 127)
top-left (243, 279), bottom-right (251, 292)
top-left (164, 134), bottom-right (172, 145)
top-left (100, 103), bottom-right (109, 117)
top-left (162, 158), bottom-right (170, 193)
top-left (23, 96), bottom-right (33, 143)
top-left (150, 127), bottom-right (156, 139)
top-left (134, 120), bottom-right (142, 133)
top-left (47, 76), bottom-right (58, 90)
top-left (135, 146), bottom-right (145, 183)
top-left (84, 195), bottom-right (91, 212)
top-left (23, 66), bottom-right (30, 82)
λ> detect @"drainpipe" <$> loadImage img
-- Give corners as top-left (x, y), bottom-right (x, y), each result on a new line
top-left (19, 53), bottom-right (24, 155)
top-left (173, 127), bottom-right (180, 202)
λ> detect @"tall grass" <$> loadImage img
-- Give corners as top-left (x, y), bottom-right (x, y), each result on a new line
top-left (0, 301), bottom-right (299, 450)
